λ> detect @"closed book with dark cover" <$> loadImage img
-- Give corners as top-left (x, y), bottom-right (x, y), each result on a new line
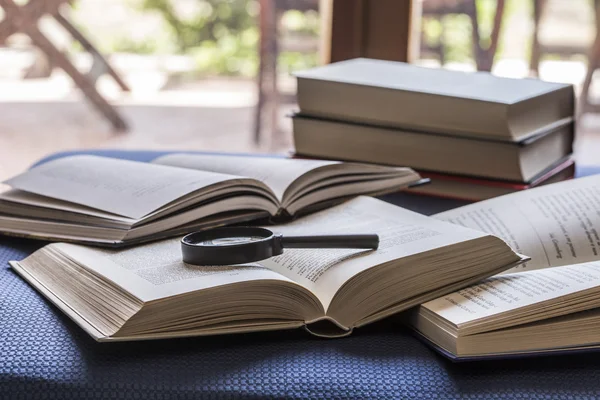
top-left (295, 58), bottom-right (574, 142)
top-left (292, 114), bottom-right (574, 182)
top-left (406, 157), bottom-right (575, 201)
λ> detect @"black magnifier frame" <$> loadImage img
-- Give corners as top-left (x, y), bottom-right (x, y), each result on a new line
top-left (181, 227), bottom-right (379, 266)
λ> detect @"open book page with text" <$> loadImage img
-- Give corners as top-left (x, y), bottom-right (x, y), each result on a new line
top-left (152, 154), bottom-right (418, 211)
top-left (421, 260), bottom-right (600, 333)
top-left (434, 175), bottom-right (600, 273)
top-left (0, 153), bottom-right (420, 246)
top-left (258, 196), bottom-right (491, 312)
top-left (152, 153), bottom-right (341, 201)
top-left (71, 195), bottom-right (481, 313)
top-left (56, 240), bottom-right (297, 302)
top-left (2, 155), bottom-right (253, 220)
top-left (13, 239), bottom-right (321, 340)
top-left (0, 189), bottom-right (135, 222)
top-left (11, 195), bottom-right (523, 340)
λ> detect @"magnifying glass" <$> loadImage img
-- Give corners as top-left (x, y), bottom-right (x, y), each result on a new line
top-left (181, 227), bottom-right (379, 266)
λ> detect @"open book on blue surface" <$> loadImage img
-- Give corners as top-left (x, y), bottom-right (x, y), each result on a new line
top-left (0, 153), bottom-right (420, 246)
top-left (407, 174), bottom-right (600, 360)
top-left (9, 196), bottom-right (524, 341)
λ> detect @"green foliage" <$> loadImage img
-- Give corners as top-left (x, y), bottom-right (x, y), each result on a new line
top-left (187, 29), bottom-right (259, 76)
top-left (422, 18), bottom-right (443, 47)
top-left (109, 36), bottom-right (160, 54)
top-left (421, 0), bottom-right (524, 65)
top-left (279, 51), bottom-right (318, 74)
top-left (441, 13), bottom-right (473, 63)
top-left (141, 0), bottom-right (257, 52)
top-left (138, 0), bottom-right (319, 76)
top-left (494, 0), bottom-right (532, 61)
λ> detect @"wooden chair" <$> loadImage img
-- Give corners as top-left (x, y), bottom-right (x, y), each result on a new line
top-left (254, 0), bottom-right (319, 144)
top-left (531, 0), bottom-right (600, 121)
top-left (0, 0), bottom-right (130, 131)
top-left (530, 0), bottom-right (595, 76)
top-left (572, 1), bottom-right (600, 120)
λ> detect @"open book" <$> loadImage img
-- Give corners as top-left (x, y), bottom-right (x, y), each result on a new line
top-left (0, 154), bottom-right (420, 246)
top-left (407, 174), bottom-right (600, 359)
top-left (10, 196), bottom-right (524, 341)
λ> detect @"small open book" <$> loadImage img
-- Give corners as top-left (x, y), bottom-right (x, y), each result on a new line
top-left (0, 154), bottom-right (420, 245)
top-left (407, 174), bottom-right (600, 359)
top-left (10, 196), bottom-right (524, 341)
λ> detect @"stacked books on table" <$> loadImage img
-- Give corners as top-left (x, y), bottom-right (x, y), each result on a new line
top-left (292, 58), bottom-right (576, 201)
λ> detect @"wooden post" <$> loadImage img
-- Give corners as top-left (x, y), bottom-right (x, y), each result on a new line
top-left (0, 0), bottom-right (129, 131)
top-left (471, 0), bottom-right (506, 72)
top-left (320, 0), bottom-right (418, 64)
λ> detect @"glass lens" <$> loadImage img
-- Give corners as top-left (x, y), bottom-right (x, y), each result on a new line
top-left (196, 236), bottom-right (265, 246)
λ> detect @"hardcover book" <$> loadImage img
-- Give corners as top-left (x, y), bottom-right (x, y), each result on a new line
top-left (295, 58), bottom-right (574, 142)
top-left (406, 157), bottom-right (575, 201)
top-left (292, 114), bottom-right (574, 182)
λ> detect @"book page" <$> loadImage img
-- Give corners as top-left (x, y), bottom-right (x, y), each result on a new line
top-left (56, 239), bottom-right (295, 302)
top-left (435, 175), bottom-right (600, 273)
top-left (258, 196), bottom-right (489, 311)
top-left (51, 196), bottom-right (488, 315)
top-left (3, 155), bottom-right (246, 219)
top-left (153, 153), bottom-right (340, 201)
top-left (423, 260), bottom-right (600, 327)
top-left (0, 189), bottom-right (134, 222)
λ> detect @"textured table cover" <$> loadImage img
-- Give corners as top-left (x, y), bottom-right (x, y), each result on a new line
top-left (2, 150), bottom-right (600, 400)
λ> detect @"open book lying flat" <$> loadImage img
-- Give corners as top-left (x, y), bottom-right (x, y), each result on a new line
top-left (10, 196), bottom-right (524, 341)
top-left (0, 154), bottom-right (420, 246)
top-left (406, 174), bottom-right (600, 360)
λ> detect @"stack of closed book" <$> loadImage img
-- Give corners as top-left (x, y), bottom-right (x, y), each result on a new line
top-left (292, 58), bottom-right (576, 201)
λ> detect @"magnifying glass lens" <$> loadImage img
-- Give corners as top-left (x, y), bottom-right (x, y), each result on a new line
top-left (182, 227), bottom-right (276, 265)
top-left (199, 236), bottom-right (265, 246)
top-left (181, 227), bottom-right (379, 266)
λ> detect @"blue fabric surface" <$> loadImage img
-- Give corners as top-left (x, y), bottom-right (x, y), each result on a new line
top-left (2, 150), bottom-right (600, 399)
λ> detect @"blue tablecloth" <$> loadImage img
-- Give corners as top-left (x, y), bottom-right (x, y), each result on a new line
top-left (2, 150), bottom-right (600, 399)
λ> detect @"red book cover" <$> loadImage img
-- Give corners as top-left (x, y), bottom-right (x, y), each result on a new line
top-left (409, 158), bottom-right (575, 201)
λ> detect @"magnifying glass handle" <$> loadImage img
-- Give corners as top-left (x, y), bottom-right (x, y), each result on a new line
top-left (280, 234), bottom-right (379, 249)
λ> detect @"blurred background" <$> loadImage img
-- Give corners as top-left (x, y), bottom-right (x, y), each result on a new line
top-left (0, 0), bottom-right (598, 180)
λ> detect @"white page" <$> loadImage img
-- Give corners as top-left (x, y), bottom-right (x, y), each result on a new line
top-left (423, 260), bottom-right (600, 326)
top-left (153, 153), bottom-right (340, 201)
top-left (0, 189), bottom-right (134, 222)
top-left (4, 155), bottom-right (247, 219)
top-left (50, 197), bottom-right (487, 316)
top-left (57, 239), bottom-right (294, 302)
top-left (435, 175), bottom-right (600, 273)
top-left (259, 196), bottom-right (488, 310)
